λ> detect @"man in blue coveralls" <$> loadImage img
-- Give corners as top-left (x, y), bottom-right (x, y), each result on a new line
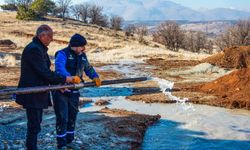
top-left (53, 33), bottom-right (101, 149)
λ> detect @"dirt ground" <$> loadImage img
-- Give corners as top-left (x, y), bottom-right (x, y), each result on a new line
top-left (0, 105), bottom-right (160, 149)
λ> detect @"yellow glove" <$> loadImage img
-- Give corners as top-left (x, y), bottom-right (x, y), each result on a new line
top-left (72, 76), bottom-right (81, 84)
top-left (93, 78), bottom-right (101, 87)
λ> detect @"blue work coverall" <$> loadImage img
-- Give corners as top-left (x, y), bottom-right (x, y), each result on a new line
top-left (53, 47), bottom-right (98, 148)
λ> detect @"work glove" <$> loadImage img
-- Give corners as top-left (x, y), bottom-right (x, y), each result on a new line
top-left (93, 78), bottom-right (101, 87)
top-left (72, 76), bottom-right (81, 84)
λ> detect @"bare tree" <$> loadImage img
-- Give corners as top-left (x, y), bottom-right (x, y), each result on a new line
top-left (99, 14), bottom-right (109, 27)
top-left (183, 31), bottom-right (195, 52)
top-left (153, 21), bottom-right (184, 51)
top-left (71, 4), bottom-right (81, 20)
top-left (124, 24), bottom-right (136, 36)
top-left (183, 31), bottom-right (212, 53)
top-left (216, 29), bottom-right (233, 50)
top-left (110, 15), bottom-right (124, 30)
top-left (231, 19), bottom-right (250, 45)
top-left (216, 19), bottom-right (250, 50)
top-left (88, 4), bottom-right (108, 27)
top-left (79, 3), bottom-right (90, 23)
top-left (195, 31), bottom-right (206, 52)
top-left (205, 40), bottom-right (214, 54)
top-left (57, 0), bottom-right (71, 20)
top-left (135, 25), bottom-right (148, 43)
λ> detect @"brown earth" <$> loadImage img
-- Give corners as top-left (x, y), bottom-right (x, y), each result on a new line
top-left (186, 46), bottom-right (250, 110)
top-left (100, 108), bottom-right (161, 149)
top-left (192, 68), bottom-right (250, 109)
top-left (203, 46), bottom-right (250, 69)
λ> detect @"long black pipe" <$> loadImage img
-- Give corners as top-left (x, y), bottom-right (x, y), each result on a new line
top-left (0, 77), bottom-right (149, 96)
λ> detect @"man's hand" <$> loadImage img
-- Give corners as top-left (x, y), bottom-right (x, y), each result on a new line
top-left (66, 76), bottom-right (73, 83)
top-left (72, 76), bottom-right (81, 84)
top-left (60, 88), bottom-right (70, 93)
top-left (93, 78), bottom-right (101, 87)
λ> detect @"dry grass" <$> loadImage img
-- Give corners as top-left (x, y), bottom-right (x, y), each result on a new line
top-left (0, 12), bottom-right (139, 56)
top-left (0, 12), bottom-right (210, 62)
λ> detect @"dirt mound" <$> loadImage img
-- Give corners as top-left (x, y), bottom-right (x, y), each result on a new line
top-left (197, 68), bottom-right (250, 109)
top-left (203, 46), bottom-right (250, 69)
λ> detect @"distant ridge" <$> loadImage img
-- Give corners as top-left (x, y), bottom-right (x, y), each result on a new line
top-left (84, 0), bottom-right (250, 21)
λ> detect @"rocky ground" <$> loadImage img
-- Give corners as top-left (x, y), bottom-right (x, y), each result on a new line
top-left (0, 106), bottom-right (160, 150)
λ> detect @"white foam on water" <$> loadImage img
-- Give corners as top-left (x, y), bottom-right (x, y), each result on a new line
top-left (152, 77), bottom-right (195, 111)
top-left (0, 104), bottom-right (9, 112)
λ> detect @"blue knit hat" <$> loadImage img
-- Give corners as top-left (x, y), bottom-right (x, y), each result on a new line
top-left (69, 34), bottom-right (87, 47)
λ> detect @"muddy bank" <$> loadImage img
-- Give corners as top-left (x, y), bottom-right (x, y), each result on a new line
top-left (100, 108), bottom-right (161, 149)
top-left (143, 57), bottom-right (250, 110)
top-left (188, 68), bottom-right (250, 110)
top-left (0, 105), bottom-right (160, 149)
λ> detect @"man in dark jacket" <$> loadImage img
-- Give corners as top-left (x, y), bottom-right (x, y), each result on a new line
top-left (16, 24), bottom-right (77, 150)
top-left (54, 33), bottom-right (101, 149)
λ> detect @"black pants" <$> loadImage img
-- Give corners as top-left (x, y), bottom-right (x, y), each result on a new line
top-left (26, 108), bottom-right (43, 150)
top-left (53, 91), bottom-right (79, 148)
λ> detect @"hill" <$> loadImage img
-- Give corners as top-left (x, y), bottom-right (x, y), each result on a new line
top-left (85, 0), bottom-right (250, 21)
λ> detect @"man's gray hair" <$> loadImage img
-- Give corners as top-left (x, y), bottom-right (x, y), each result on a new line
top-left (36, 24), bottom-right (53, 36)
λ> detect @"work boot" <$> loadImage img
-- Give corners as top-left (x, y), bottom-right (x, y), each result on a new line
top-left (67, 142), bottom-right (80, 150)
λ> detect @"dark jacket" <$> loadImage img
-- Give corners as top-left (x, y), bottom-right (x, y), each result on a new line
top-left (16, 37), bottom-right (66, 109)
top-left (55, 47), bottom-right (99, 80)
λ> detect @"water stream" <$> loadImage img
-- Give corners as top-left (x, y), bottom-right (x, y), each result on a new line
top-left (79, 62), bottom-right (250, 149)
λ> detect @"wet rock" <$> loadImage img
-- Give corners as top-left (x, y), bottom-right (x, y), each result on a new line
top-left (0, 39), bottom-right (17, 49)
top-left (95, 100), bottom-right (110, 106)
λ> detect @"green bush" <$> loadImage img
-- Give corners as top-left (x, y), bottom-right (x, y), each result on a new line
top-left (31, 0), bottom-right (56, 16)
top-left (16, 0), bottom-right (55, 20)
top-left (16, 5), bottom-right (39, 20)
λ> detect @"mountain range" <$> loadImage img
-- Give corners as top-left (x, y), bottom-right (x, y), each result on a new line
top-left (83, 0), bottom-right (250, 21)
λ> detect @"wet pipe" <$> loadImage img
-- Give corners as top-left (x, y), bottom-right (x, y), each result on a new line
top-left (0, 77), bottom-right (148, 96)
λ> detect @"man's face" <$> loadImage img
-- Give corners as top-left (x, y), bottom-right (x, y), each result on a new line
top-left (71, 46), bottom-right (86, 55)
top-left (39, 32), bottom-right (53, 47)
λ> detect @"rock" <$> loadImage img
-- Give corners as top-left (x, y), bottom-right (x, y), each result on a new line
top-left (0, 39), bottom-right (17, 49)
top-left (94, 100), bottom-right (110, 106)
top-left (76, 140), bottom-right (82, 144)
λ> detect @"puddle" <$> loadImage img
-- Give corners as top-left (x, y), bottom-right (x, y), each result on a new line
top-left (79, 62), bottom-right (250, 149)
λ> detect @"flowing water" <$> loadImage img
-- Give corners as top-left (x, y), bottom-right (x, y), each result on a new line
top-left (79, 62), bottom-right (250, 149)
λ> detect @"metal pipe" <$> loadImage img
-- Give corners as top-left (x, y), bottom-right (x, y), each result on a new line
top-left (0, 77), bottom-right (149, 96)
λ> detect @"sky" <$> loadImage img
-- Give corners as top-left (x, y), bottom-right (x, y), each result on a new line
top-left (0, 0), bottom-right (249, 12)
